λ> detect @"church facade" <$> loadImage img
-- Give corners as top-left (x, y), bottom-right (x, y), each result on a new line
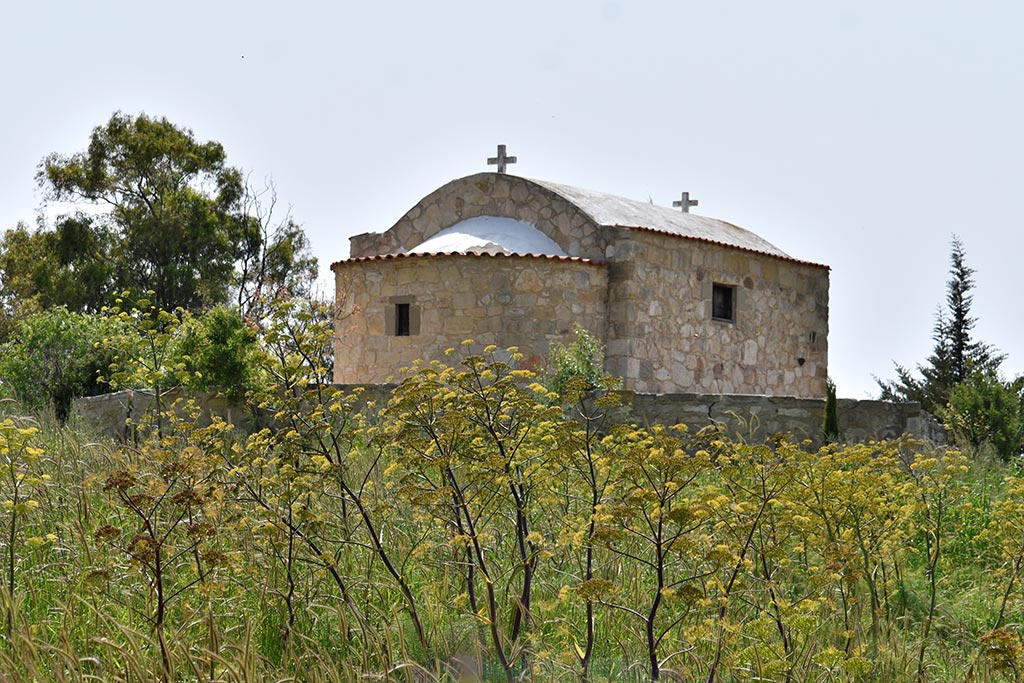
top-left (331, 171), bottom-right (829, 398)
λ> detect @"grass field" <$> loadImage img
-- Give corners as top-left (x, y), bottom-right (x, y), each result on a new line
top-left (0, 350), bottom-right (1022, 683)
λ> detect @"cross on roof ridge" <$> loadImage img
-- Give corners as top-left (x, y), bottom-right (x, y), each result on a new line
top-left (487, 144), bottom-right (517, 174)
top-left (673, 191), bottom-right (698, 213)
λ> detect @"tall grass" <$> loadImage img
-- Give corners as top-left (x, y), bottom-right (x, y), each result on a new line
top-left (1, 362), bottom-right (1023, 682)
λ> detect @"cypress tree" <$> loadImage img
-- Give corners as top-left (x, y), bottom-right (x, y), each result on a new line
top-left (822, 377), bottom-right (839, 443)
top-left (878, 236), bottom-right (1003, 414)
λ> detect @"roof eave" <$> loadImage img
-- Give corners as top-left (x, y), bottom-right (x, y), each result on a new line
top-left (613, 224), bottom-right (830, 270)
top-left (330, 251), bottom-right (608, 270)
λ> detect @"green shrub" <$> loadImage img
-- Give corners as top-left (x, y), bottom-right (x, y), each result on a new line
top-left (546, 323), bottom-right (615, 395)
top-left (0, 307), bottom-right (124, 420)
top-left (179, 306), bottom-right (259, 399)
top-left (943, 370), bottom-right (1024, 460)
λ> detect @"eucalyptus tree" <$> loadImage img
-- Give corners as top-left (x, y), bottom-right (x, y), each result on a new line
top-left (37, 112), bottom-right (254, 311)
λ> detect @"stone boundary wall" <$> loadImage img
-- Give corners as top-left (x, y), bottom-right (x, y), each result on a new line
top-left (71, 389), bottom-right (262, 441)
top-left (624, 393), bottom-right (945, 445)
top-left (72, 387), bottom-right (944, 447)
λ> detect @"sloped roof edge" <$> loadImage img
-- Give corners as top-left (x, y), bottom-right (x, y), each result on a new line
top-left (331, 250), bottom-right (607, 270)
top-left (615, 225), bottom-right (830, 270)
top-left (527, 176), bottom-right (794, 259)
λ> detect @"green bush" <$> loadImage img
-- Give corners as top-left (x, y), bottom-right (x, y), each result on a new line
top-left (178, 306), bottom-right (259, 399)
top-left (943, 370), bottom-right (1024, 460)
top-left (546, 323), bottom-right (615, 395)
top-left (0, 307), bottom-right (124, 420)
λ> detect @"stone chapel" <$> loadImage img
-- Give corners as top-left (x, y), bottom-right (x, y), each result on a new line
top-left (331, 161), bottom-right (830, 399)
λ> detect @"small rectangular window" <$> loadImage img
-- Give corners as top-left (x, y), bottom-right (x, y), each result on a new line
top-left (395, 303), bottom-right (410, 336)
top-left (712, 283), bottom-right (735, 322)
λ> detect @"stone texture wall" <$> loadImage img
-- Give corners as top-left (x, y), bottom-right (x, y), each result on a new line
top-left (333, 253), bottom-right (609, 384)
top-left (348, 173), bottom-right (606, 261)
top-left (71, 389), bottom-right (261, 441)
top-left (625, 393), bottom-right (944, 445)
top-left (73, 388), bottom-right (944, 449)
top-left (604, 228), bottom-right (829, 398)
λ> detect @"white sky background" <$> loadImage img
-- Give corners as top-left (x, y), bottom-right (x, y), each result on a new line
top-left (1, 0), bottom-right (1021, 399)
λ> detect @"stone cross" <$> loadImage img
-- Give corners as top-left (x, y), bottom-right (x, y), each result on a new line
top-left (673, 192), bottom-right (699, 213)
top-left (487, 144), bottom-right (517, 174)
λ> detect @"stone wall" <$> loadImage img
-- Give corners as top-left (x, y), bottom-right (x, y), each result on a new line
top-left (72, 387), bottom-right (944, 448)
top-left (625, 393), bottom-right (945, 445)
top-left (334, 253), bottom-right (609, 384)
top-left (71, 389), bottom-right (261, 441)
top-left (348, 173), bottom-right (606, 261)
top-left (605, 229), bottom-right (829, 398)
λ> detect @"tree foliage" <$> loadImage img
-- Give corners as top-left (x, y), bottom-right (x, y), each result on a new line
top-left (178, 306), bottom-right (259, 400)
top-left (877, 236), bottom-right (1024, 459)
top-left (37, 112), bottom-right (254, 312)
top-left (0, 217), bottom-right (115, 320)
top-left (943, 370), bottom-right (1024, 460)
top-left (943, 238), bottom-right (1003, 381)
top-left (0, 307), bottom-right (124, 421)
top-left (822, 377), bottom-right (839, 443)
top-left (23, 112), bottom-right (317, 318)
top-left (879, 236), bottom-right (1003, 414)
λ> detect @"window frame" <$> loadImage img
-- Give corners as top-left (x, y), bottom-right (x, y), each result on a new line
top-left (711, 283), bottom-right (736, 323)
top-left (386, 296), bottom-right (419, 336)
top-left (395, 302), bottom-right (411, 337)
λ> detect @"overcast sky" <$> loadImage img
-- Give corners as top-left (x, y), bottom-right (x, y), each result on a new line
top-left (2, 0), bottom-right (1021, 398)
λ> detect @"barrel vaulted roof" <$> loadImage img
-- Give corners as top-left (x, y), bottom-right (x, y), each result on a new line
top-left (409, 216), bottom-right (568, 257)
top-left (529, 177), bottom-right (792, 260)
top-left (333, 173), bottom-right (828, 270)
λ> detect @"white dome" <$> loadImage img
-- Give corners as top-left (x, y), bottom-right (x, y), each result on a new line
top-left (408, 216), bottom-right (567, 256)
